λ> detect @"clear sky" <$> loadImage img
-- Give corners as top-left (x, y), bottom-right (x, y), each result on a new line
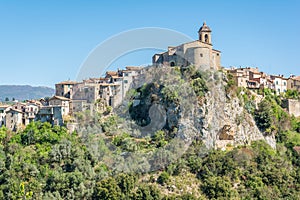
top-left (0, 0), bottom-right (299, 87)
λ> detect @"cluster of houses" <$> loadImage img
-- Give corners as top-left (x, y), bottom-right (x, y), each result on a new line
top-left (0, 66), bottom-right (143, 131)
top-left (0, 97), bottom-right (69, 131)
top-left (1, 22), bottom-right (300, 131)
top-left (1, 65), bottom-right (300, 132)
top-left (226, 67), bottom-right (300, 95)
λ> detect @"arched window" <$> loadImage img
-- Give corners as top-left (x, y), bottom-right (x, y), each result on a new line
top-left (205, 34), bottom-right (209, 43)
top-left (170, 61), bottom-right (175, 67)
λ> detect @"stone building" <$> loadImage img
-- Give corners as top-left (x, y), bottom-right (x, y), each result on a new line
top-left (228, 67), bottom-right (261, 88)
top-left (23, 103), bottom-right (39, 125)
top-left (282, 99), bottom-right (300, 117)
top-left (55, 81), bottom-right (77, 98)
top-left (287, 75), bottom-right (300, 92)
top-left (49, 96), bottom-right (71, 116)
top-left (36, 106), bottom-right (64, 126)
top-left (152, 22), bottom-right (221, 70)
top-left (5, 109), bottom-right (23, 131)
top-left (0, 105), bottom-right (11, 127)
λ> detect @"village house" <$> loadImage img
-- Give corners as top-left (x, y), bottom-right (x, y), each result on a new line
top-left (226, 67), bottom-right (289, 93)
top-left (72, 82), bottom-right (99, 104)
top-left (287, 75), bottom-right (300, 92)
top-left (60, 66), bottom-right (143, 113)
top-left (227, 67), bottom-right (263, 88)
top-left (270, 75), bottom-right (288, 95)
top-left (119, 66), bottom-right (142, 98)
top-left (49, 96), bottom-right (70, 116)
top-left (5, 108), bottom-right (23, 131)
top-left (23, 102), bottom-right (40, 125)
top-left (72, 99), bottom-right (93, 113)
top-left (36, 106), bottom-right (64, 126)
top-left (0, 105), bottom-right (11, 127)
top-left (55, 81), bottom-right (77, 98)
top-left (153, 22), bottom-right (221, 70)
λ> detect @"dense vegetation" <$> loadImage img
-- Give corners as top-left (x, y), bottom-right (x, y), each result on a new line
top-left (1, 68), bottom-right (300, 199)
top-left (1, 120), bottom-right (300, 199)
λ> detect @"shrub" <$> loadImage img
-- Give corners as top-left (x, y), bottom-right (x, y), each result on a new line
top-left (157, 171), bottom-right (170, 185)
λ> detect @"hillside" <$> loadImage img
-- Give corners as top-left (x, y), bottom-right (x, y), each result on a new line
top-left (0, 85), bottom-right (54, 101)
top-left (1, 67), bottom-right (300, 199)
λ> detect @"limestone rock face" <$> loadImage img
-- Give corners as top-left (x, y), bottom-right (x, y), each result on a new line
top-left (124, 67), bottom-right (276, 150)
top-left (195, 72), bottom-right (276, 149)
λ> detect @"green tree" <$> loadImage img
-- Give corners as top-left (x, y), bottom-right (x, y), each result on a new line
top-left (254, 100), bottom-right (274, 131)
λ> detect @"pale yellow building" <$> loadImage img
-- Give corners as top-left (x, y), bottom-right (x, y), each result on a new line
top-left (153, 22), bottom-right (221, 70)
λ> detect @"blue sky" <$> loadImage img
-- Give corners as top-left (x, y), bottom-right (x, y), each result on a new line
top-left (0, 0), bottom-right (299, 87)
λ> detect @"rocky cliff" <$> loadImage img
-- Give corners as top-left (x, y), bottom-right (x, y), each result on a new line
top-left (116, 66), bottom-right (276, 151)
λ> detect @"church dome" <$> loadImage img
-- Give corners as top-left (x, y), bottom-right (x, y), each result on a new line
top-left (198, 22), bottom-right (211, 32)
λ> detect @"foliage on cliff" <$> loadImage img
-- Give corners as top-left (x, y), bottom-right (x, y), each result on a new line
top-left (1, 121), bottom-right (300, 199)
top-left (1, 68), bottom-right (300, 199)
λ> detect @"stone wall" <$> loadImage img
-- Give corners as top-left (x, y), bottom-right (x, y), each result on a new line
top-left (282, 99), bottom-right (300, 117)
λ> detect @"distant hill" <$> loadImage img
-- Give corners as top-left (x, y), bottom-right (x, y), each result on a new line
top-left (0, 85), bottom-right (55, 101)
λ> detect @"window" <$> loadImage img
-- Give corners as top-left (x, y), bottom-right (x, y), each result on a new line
top-left (200, 53), bottom-right (203, 57)
top-left (205, 34), bottom-right (209, 43)
top-left (124, 80), bottom-right (128, 84)
top-left (276, 81), bottom-right (279, 85)
top-left (284, 82), bottom-right (286, 86)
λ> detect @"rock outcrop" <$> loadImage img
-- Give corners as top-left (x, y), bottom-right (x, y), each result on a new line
top-left (120, 67), bottom-right (276, 150)
top-left (192, 71), bottom-right (276, 149)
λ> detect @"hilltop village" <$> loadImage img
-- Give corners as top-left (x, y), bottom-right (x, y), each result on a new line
top-left (1, 22), bottom-right (300, 131)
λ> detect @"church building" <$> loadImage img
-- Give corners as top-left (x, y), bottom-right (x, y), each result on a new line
top-left (152, 22), bottom-right (221, 70)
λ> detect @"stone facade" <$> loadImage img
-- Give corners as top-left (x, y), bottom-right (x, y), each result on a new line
top-left (5, 109), bottom-right (23, 131)
top-left (282, 99), bottom-right (300, 117)
top-left (36, 106), bottom-right (64, 126)
top-left (23, 103), bottom-right (39, 125)
top-left (0, 105), bottom-right (10, 127)
top-left (287, 75), bottom-right (300, 92)
top-left (153, 22), bottom-right (221, 70)
top-left (55, 81), bottom-right (77, 98)
top-left (49, 96), bottom-right (70, 116)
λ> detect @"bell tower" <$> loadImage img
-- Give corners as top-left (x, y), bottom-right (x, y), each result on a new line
top-left (198, 22), bottom-right (212, 45)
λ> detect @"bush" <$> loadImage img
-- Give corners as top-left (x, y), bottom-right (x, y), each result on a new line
top-left (157, 171), bottom-right (170, 185)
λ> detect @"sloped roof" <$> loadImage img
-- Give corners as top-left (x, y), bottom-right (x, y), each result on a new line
top-left (106, 71), bottom-right (118, 76)
top-left (290, 76), bottom-right (300, 81)
top-left (49, 96), bottom-right (70, 101)
top-left (126, 66), bottom-right (142, 71)
top-left (198, 22), bottom-right (211, 32)
top-left (7, 108), bottom-right (23, 113)
top-left (0, 105), bottom-right (11, 108)
top-left (56, 81), bottom-right (77, 85)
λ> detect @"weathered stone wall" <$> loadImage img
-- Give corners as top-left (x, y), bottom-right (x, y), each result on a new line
top-left (282, 99), bottom-right (300, 117)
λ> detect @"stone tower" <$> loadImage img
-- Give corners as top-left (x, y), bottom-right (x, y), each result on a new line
top-left (198, 22), bottom-right (212, 44)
